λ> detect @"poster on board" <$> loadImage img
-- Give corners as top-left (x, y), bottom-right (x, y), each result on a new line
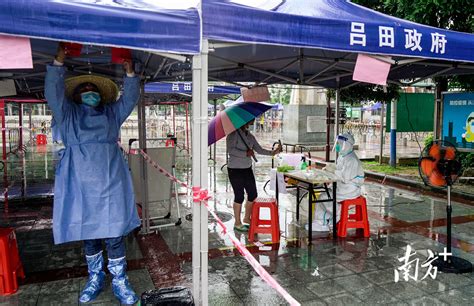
top-left (442, 92), bottom-right (474, 150)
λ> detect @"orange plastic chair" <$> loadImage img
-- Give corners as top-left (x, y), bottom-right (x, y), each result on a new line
top-left (337, 196), bottom-right (370, 238)
top-left (0, 228), bottom-right (25, 295)
top-left (248, 198), bottom-right (280, 243)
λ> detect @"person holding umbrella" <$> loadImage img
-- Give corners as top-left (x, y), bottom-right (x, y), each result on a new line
top-left (226, 119), bottom-right (282, 231)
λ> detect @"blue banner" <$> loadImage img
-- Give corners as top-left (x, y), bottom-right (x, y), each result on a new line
top-left (442, 93), bottom-right (474, 150)
top-left (145, 82), bottom-right (241, 95)
top-left (204, 0), bottom-right (474, 63)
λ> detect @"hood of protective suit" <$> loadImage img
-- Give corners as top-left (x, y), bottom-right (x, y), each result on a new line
top-left (335, 133), bottom-right (355, 155)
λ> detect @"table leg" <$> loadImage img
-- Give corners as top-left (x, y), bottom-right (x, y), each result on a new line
top-left (332, 182), bottom-right (337, 239)
top-left (308, 185), bottom-right (313, 245)
top-left (296, 186), bottom-right (300, 221)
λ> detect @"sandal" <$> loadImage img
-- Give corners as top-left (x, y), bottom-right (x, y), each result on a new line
top-left (234, 224), bottom-right (249, 232)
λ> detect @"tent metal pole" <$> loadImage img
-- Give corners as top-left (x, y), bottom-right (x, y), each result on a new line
top-left (325, 95), bottom-right (331, 162)
top-left (19, 104), bottom-right (25, 199)
top-left (213, 99), bottom-right (217, 164)
top-left (199, 39), bottom-right (210, 306)
top-left (260, 58), bottom-right (299, 84)
top-left (29, 107), bottom-right (32, 144)
top-left (379, 102), bottom-right (385, 164)
top-left (1, 100), bottom-right (8, 211)
top-left (434, 85), bottom-right (442, 139)
top-left (138, 83), bottom-right (150, 234)
top-left (191, 50), bottom-right (202, 304)
top-left (390, 100), bottom-right (397, 167)
top-left (308, 72), bottom-right (352, 85)
top-left (172, 105), bottom-right (176, 136)
top-left (185, 103), bottom-right (190, 151)
top-left (334, 78), bottom-right (340, 161)
top-left (306, 62), bottom-right (338, 83)
top-left (18, 104), bottom-right (23, 152)
top-left (299, 49), bottom-right (304, 84)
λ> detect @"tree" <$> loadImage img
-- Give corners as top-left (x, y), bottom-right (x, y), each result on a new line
top-left (352, 0), bottom-right (474, 90)
top-left (269, 84), bottom-right (292, 105)
top-left (328, 84), bottom-right (400, 105)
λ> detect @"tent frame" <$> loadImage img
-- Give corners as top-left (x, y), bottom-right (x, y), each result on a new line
top-left (0, 98), bottom-right (47, 211)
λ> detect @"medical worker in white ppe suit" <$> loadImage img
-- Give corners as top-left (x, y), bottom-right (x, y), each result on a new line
top-left (308, 133), bottom-right (365, 231)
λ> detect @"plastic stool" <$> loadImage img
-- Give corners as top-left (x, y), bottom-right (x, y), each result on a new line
top-left (36, 134), bottom-right (47, 145)
top-left (0, 228), bottom-right (25, 295)
top-left (337, 196), bottom-right (370, 238)
top-left (248, 198), bottom-right (280, 243)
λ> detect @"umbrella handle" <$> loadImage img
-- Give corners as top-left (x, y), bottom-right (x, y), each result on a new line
top-left (252, 154), bottom-right (258, 163)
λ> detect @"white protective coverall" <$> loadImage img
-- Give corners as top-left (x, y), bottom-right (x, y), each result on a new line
top-left (310, 133), bottom-right (365, 231)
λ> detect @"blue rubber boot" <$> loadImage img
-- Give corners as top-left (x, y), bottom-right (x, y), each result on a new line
top-left (79, 251), bottom-right (106, 303)
top-left (108, 257), bottom-right (138, 305)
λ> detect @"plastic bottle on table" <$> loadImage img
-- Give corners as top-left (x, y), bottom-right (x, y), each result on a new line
top-left (299, 156), bottom-right (308, 170)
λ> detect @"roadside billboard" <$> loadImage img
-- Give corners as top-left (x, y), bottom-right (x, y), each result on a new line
top-left (442, 92), bottom-right (474, 151)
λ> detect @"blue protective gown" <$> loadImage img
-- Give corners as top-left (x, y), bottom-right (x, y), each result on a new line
top-left (51, 117), bottom-right (61, 143)
top-left (45, 65), bottom-right (141, 244)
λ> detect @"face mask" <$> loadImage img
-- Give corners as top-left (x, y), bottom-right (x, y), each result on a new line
top-left (335, 143), bottom-right (341, 152)
top-left (81, 91), bottom-right (101, 107)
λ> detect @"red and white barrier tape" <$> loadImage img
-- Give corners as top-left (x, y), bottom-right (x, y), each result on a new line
top-left (119, 142), bottom-right (300, 306)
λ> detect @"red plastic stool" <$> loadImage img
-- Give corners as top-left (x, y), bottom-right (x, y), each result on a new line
top-left (36, 134), bottom-right (47, 145)
top-left (248, 198), bottom-right (280, 243)
top-left (0, 228), bottom-right (25, 295)
top-left (337, 196), bottom-right (370, 238)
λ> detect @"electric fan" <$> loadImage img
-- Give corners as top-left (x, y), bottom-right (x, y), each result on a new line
top-left (418, 140), bottom-right (472, 273)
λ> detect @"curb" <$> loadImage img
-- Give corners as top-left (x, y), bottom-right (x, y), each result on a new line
top-left (364, 171), bottom-right (474, 203)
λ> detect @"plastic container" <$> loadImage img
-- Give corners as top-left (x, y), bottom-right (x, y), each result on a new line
top-left (299, 156), bottom-right (308, 170)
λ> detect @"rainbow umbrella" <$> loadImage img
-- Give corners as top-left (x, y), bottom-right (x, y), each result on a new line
top-left (208, 102), bottom-right (273, 146)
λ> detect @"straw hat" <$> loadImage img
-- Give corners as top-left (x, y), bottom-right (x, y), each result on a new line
top-left (65, 75), bottom-right (119, 104)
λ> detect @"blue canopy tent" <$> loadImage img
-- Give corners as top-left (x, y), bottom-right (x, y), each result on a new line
top-left (198, 0), bottom-right (474, 171)
top-left (0, 1), bottom-right (200, 54)
top-left (0, 2), bottom-right (214, 304)
top-left (0, 1), bottom-right (202, 95)
top-left (1, 0), bottom-right (473, 303)
top-left (202, 0), bottom-right (474, 89)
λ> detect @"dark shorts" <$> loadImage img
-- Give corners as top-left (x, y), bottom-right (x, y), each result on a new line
top-left (228, 167), bottom-right (258, 204)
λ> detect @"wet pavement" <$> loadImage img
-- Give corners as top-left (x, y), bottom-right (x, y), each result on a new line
top-left (0, 130), bottom-right (473, 305)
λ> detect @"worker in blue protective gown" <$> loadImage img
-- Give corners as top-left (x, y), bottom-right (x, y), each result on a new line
top-left (45, 44), bottom-right (140, 305)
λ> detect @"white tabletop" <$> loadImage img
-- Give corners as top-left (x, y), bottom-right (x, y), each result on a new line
top-left (283, 169), bottom-right (338, 185)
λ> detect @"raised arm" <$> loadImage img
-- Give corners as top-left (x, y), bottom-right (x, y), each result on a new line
top-left (44, 44), bottom-right (71, 124)
top-left (250, 133), bottom-right (281, 156)
top-left (112, 60), bottom-right (140, 126)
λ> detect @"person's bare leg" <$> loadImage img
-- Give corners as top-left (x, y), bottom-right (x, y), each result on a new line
top-left (243, 201), bottom-right (253, 224)
top-left (233, 202), bottom-right (243, 227)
